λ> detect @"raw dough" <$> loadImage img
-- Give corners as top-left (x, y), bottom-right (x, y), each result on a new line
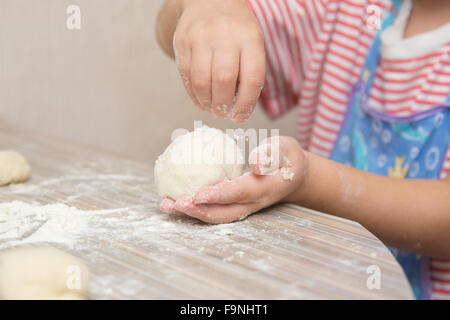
top-left (0, 150), bottom-right (31, 186)
top-left (0, 247), bottom-right (90, 300)
top-left (155, 126), bottom-right (244, 200)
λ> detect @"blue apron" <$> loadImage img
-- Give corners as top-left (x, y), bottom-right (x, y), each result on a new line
top-left (330, 0), bottom-right (450, 299)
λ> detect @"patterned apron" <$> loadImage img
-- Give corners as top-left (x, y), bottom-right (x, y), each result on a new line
top-left (330, 0), bottom-right (450, 299)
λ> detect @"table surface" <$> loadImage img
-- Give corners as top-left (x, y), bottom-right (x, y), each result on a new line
top-left (0, 121), bottom-right (413, 299)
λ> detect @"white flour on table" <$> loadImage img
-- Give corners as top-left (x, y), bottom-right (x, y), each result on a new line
top-left (0, 200), bottom-right (257, 298)
top-left (0, 162), bottom-right (309, 299)
top-left (0, 201), bottom-right (245, 250)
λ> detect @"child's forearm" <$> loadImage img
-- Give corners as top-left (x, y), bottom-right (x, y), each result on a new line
top-left (286, 151), bottom-right (450, 258)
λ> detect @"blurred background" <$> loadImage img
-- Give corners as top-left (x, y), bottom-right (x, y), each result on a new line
top-left (0, 0), bottom-right (296, 163)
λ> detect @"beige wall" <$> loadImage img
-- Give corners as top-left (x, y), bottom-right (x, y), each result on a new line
top-left (0, 0), bottom-right (296, 163)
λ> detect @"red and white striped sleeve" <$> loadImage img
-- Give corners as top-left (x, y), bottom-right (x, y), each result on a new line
top-left (442, 148), bottom-right (450, 179)
top-left (246, 0), bottom-right (329, 119)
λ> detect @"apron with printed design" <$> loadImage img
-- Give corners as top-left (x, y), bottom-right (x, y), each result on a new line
top-left (330, 0), bottom-right (450, 299)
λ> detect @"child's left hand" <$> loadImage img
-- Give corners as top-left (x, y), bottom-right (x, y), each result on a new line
top-left (159, 136), bottom-right (308, 224)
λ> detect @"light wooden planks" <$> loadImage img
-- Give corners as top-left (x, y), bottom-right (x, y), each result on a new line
top-left (0, 121), bottom-right (413, 299)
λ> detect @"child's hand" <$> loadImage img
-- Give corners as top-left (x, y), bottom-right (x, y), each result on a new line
top-left (159, 137), bottom-right (308, 224)
top-left (173, 0), bottom-right (265, 123)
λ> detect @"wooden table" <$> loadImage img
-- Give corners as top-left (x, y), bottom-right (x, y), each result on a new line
top-left (0, 121), bottom-right (413, 299)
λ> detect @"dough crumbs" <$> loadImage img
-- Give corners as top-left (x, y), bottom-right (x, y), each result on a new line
top-left (215, 228), bottom-right (233, 236)
top-left (280, 167), bottom-right (295, 181)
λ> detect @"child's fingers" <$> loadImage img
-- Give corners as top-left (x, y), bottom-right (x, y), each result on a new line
top-left (192, 174), bottom-right (271, 205)
top-left (249, 137), bottom-right (283, 176)
top-left (160, 198), bottom-right (185, 216)
top-left (193, 179), bottom-right (246, 205)
top-left (211, 48), bottom-right (239, 118)
top-left (249, 144), bottom-right (273, 176)
top-left (190, 45), bottom-right (213, 110)
top-left (186, 204), bottom-right (254, 224)
top-left (175, 196), bottom-right (259, 224)
top-left (173, 137), bottom-right (304, 223)
top-left (173, 35), bottom-right (201, 109)
top-left (232, 46), bottom-right (265, 123)
top-left (179, 56), bottom-right (203, 110)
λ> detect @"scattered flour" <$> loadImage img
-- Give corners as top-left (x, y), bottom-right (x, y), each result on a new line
top-left (0, 200), bottom-right (249, 298)
top-left (0, 201), bottom-right (88, 248)
top-left (0, 201), bottom-right (243, 251)
top-left (223, 256), bottom-right (234, 262)
top-left (0, 201), bottom-right (157, 249)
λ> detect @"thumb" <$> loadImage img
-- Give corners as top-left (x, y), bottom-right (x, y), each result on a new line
top-left (248, 137), bottom-right (284, 176)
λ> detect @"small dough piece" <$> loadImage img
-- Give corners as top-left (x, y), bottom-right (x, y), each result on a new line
top-left (154, 126), bottom-right (244, 200)
top-left (280, 167), bottom-right (295, 181)
top-left (0, 247), bottom-right (90, 300)
top-left (215, 228), bottom-right (234, 236)
top-left (0, 150), bottom-right (31, 186)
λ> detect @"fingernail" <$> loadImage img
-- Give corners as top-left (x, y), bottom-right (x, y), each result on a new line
top-left (160, 199), bottom-right (174, 213)
top-left (258, 164), bottom-right (278, 176)
top-left (213, 105), bottom-right (227, 119)
top-left (260, 153), bottom-right (271, 166)
top-left (175, 197), bottom-right (193, 211)
top-left (234, 111), bottom-right (252, 123)
top-left (196, 103), bottom-right (207, 111)
top-left (232, 116), bottom-right (248, 123)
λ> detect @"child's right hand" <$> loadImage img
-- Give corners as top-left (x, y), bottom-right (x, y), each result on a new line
top-left (173, 0), bottom-right (266, 123)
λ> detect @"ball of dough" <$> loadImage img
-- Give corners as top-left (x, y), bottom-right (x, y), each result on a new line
top-left (0, 150), bottom-right (31, 186)
top-left (0, 247), bottom-right (90, 300)
top-left (155, 126), bottom-right (244, 200)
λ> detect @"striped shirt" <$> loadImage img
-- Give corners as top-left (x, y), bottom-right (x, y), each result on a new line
top-left (247, 0), bottom-right (450, 299)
